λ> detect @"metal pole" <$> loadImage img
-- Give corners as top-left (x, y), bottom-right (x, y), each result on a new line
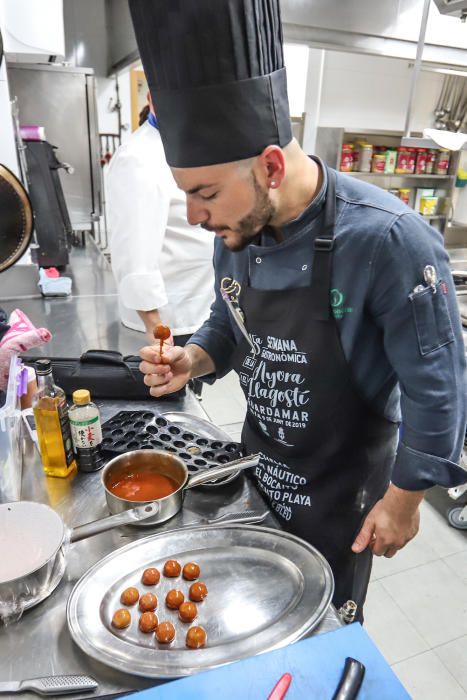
top-left (404, 0), bottom-right (431, 138)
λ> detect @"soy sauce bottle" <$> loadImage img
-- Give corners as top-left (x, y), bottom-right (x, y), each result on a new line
top-left (69, 389), bottom-right (104, 472)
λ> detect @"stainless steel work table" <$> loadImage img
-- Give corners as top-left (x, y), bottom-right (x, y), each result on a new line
top-left (2, 394), bottom-right (341, 699)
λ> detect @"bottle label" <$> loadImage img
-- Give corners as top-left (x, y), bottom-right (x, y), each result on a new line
top-left (57, 399), bottom-right (76, 467)
top-left (70, 415), bottom-right (103, 449)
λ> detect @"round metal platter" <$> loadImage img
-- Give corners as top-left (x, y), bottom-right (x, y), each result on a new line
top-left (161, 411), bottom-right (242, 487)
top-left (67, 525), bottom-right (334, 678)
top-left (0, 164), bottom-right (33, 273)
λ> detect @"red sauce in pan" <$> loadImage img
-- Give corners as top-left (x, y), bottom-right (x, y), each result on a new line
top-left (109, 472), bottom-right (179, 501)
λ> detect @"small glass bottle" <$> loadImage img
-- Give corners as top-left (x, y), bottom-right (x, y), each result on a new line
top-left (69, 389), bottom-right (104, 472)
top-left (32, 359), bottom-right (77, 478)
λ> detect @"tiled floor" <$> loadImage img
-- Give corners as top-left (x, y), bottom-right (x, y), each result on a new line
top-left (202, 372), bottom-right (467, 700)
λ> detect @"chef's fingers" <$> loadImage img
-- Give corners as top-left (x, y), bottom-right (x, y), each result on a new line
top-left (370, 537), bottom-right (398, 557)
top-left (143, 371), bottom-right (173, 388)
top-left (140, 345), bottom-right (159, 363)
top-left (139, 360), bottom-right (171, 376)
top-left (149, 377), bottom-right (184, 398)
top-left (351, 518), bottom-right (376, 553)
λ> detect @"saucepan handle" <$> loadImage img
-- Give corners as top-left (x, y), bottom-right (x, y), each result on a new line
top-left (185, 453), bottom-right (261, 490)
top-left (69, 502), bottom-right (160, 543)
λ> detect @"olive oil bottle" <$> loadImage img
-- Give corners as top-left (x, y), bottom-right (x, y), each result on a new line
top-left (32, 359), bottom-right (77, 478)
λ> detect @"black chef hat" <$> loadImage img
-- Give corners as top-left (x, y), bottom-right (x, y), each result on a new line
top-left (128, 0), bottom-right (292, 168)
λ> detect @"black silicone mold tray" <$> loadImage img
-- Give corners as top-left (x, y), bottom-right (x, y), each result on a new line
top-left (101, 411), bottom-right (243, 473)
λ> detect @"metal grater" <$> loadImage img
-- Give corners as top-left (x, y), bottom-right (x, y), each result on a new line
top-left (0, 674), bottom-right (98, 695)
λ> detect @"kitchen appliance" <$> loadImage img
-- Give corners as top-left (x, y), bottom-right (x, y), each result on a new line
top-left (0, 164), bottom-right (33, 272)
top-left (101, 410), bottom-right (243, 476)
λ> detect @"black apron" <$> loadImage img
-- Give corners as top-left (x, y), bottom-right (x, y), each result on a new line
top-left (232, 166), bottom-right (398, 618)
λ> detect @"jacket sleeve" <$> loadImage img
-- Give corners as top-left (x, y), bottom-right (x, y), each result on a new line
top-left (367, 211), bottom-right (467, 490)
top-left (107, 144), bottom-right (170, 311)
top-left (188, 240), bottom-right (238, 380)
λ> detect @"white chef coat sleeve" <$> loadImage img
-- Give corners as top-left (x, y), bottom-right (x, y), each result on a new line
top-left (107, 147), bottom-right (170, 312)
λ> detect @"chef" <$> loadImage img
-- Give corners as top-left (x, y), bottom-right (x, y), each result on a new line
top-left (107, 92), bottom-right (215, 346)
top-left (130, 0), bottom-right (467, 619)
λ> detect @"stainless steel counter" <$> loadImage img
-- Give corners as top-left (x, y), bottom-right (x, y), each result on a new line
top-left (1, 395), bottom-right (341, 699)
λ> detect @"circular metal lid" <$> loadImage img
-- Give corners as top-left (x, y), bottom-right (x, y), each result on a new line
top-left (0, 164), bottom-right (34, 273)
top-left (0, 501), bottom-right (65, 583)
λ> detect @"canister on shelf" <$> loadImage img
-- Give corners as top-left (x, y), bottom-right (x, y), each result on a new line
top-left (340, 143), bottom-right (354, 172)
top-left (395, 147), bottom-right (410, 174)
top-left (384, 149), bottom-right (397, 174)
top-left (435, 150), bottom-right (450, 176)
top-left (407, 148), bottom-right (416, 174)
top-left (419, 196), bottom-right (438, 216)
top-left (398, 188), bottom-right (412, 206)
top-left (388, 188), bottom-right (400, 198)
top-left (371, 153), bottom-right (386, 173)
top-left (425, 149), bottom-right (437, 174)
top-left (359, 143), bottom-right (373, 173)
top-left (414, 188), bottom-right (435, 212)
top-left (415, 149), bottom-right (427, 175)
top-left (352, 147), bottom-right (360, 171)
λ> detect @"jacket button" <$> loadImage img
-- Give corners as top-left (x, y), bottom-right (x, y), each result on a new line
top-left (256, 257), bottom-right (262, 264)
top-left (302, 264), bottom-right (308, 271)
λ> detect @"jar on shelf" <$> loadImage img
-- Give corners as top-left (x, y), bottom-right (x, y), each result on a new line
top-left (384, 149), bottom-right (397, 174)
top-left (352, 147), bottom-right (360, 171)
top-left (388, 188), bottom-right (400, 198)
top-left (406, 148), bottom-right (416, 174)
top-left (371, 153), bottom-right (387, 173)
top-left (425, 149), bottom-right (437, 174)
top-left (398, 188), bottom-right (412, 206)
top-left (340, 143), bottom-right (354, 172)
top-left (359, 143), bottom-right (373, 173)
top-left (435, 149), bottom-right (450, 176)
top-left (415, 149), bottom-right (427, 175)
top-left (395, 147), bottom-right (410, 174)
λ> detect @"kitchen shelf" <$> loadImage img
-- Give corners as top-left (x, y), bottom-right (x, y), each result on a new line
top-left (346, 172), bottom-right (454, 180)
top-left (419, 214), bottom-right (447, 220)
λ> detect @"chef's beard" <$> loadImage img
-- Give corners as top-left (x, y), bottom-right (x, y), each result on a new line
top-left (202, 172), bottom-right (276, 252)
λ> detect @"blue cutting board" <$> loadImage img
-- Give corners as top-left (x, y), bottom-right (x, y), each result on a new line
top-left (127, 624), bottom-right (411, 699)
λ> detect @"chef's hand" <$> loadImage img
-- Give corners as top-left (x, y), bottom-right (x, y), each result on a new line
top-left (351, 483), bottom-right (425, 558)
top-left (139, 345), bottom-right (192, 397)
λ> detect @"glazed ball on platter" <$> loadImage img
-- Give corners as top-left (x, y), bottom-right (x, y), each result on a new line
top-left (155, 621), bottom-right (176, 644)
top-left (120, 587), bottom-right (139, 606)
top-left (139, 592), bottom-right (158, 612)
top-left (112, 608), bottom-right (131, 629)
top-left (189, 582), bottom-right (208, 602)
top-left (163, 559), bottom-right (181, 577)
top-left (186, 625), bottom-right (207, 649)
top-left (165, 589), bottom-right (184, 610)
top-left (139, 611), bottom-right (159, 633)
top-left (182, 562), bottom-right (200, 581)
top-left (178, 601), bottom-right (198, 623)
top-left (141, 568), bottom-right (160, 586)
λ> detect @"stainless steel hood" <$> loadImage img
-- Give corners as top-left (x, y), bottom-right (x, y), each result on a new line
top-left (280, 0), bottom-right (467, 67)
top-left (432, 0), bottom-right (467, 17)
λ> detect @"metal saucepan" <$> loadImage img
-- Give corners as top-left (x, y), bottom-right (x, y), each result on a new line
top-left (102, 450), bottom-right (260, 526)
top-left (0, 500), bottom-right (158, 621)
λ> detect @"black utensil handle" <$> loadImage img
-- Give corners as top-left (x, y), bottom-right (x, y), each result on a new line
top-left (331, 657), bottom-right (365, 700)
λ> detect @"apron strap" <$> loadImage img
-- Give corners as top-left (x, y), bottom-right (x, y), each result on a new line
top-left (310, 166), bottom-right (337, 321)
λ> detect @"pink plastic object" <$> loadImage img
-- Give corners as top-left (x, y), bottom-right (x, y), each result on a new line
top-left (0, 309), bottom-right (52, 390)
top-left (44, 268), bottom-right (60, 278)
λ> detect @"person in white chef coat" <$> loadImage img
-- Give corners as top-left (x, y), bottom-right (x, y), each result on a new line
top-left (107, 94), bottom-right (215, 355)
